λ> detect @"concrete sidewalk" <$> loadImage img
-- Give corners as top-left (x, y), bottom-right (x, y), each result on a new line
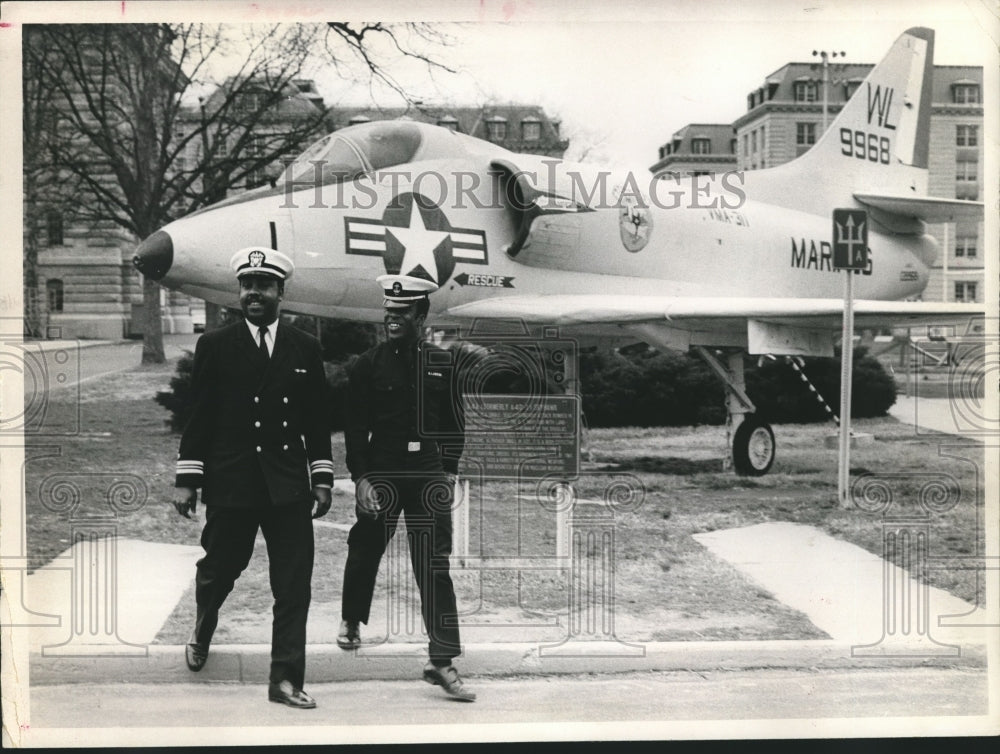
top-left (889, 395), bottom-right (994, 440)
top-left (26, 636), bottom-right (987, 687)
top-left (24, 522), bottom-right (990, 686)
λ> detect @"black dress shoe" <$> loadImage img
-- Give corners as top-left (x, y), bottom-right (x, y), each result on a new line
top-left (337, 620), bottom-right (361, 650)
top-left (422, 662), bottom-right (476, 702)
top-left (268, 680), bottom-right (317, 709)
top-left (185, 641), bottom-right (209, 672)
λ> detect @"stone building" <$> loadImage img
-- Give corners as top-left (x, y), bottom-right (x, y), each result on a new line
top-left (650, 123), bottom-right (737, 179)
top-left (332, 103), bottom-right (570, 158)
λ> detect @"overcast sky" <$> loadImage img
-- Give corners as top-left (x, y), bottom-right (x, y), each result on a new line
top-left (305, 0), bottom-right (998, 170)
top-left (5, 0), bottom-right (998, 171)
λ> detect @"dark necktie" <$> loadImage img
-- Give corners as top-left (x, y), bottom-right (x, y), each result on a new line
top-left (258, 325), bottom-right (269, 359)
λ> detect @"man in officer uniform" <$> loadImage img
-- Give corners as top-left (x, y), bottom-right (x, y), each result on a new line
top-left (337, 274), bottom-right (475, 702)
top-left (173, 247), bottom-right (334, 709)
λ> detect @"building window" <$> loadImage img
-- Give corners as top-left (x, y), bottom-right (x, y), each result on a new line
top-left (955, 185), bottom-right (979, 201)
top-left (691, 138), bottom-right (711, 154)
top-left (729, 138), bottom-right (737, 155)
top-left (844, 80), bottom-right (862, 99)
top-left (247, 134), bottom-right (264, 158)
top-left (954, 282), bottom-right (977, 303)
top-left (486, 119), bottom-right (507, 140)
top-left (956, 125), bottom-right (978, 147)
top-left (521, 120), bottom-right (541, 141)
top-left (742, 134), bottom-right (749, 158)
top-left (236, 92), bottom-right (262, 113)
top-left (45, 210), bottom-right (63, 246)
top-left (955, 237), bottom-right (977, 258)
top-left (793, 81), bottom-right (818, 102)
top-left (952, 84), bottom-right (980, 104)
top-left (956, 159), bottom-right (977, 181)
top-left (46, 279), bottom-right (64, 312)
top-left (751, 130), bottom-right (757, 153)
top-left (437, 116), bottom-right (459, 132)
top-left (796, 122), bottom-right (817, 146)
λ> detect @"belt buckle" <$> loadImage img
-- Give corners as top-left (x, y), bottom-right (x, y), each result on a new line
top-left (407, 441), bottom-right (421, 452)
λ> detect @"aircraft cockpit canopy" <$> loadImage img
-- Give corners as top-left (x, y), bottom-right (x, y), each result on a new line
top-left (280, 121), bottom-right (426, 186)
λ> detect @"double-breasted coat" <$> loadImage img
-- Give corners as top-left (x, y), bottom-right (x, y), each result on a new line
top-left (174, 320), bottom-right (333, 688)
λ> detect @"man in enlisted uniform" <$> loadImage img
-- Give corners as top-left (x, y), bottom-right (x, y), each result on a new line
top-left (173, 247), bottom-right (334, 709)
top-left (337, 274), bottom-right (475, 702)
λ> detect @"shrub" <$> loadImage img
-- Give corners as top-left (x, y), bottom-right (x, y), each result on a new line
top-left (157, 336), bottom-right (897, 433)
top-left (283, 315), bottom-right (378, 361)
top-left (154, 350), bottom-right (196, 432)
top-left (579, 345), bottom-right (896, 428)
top-left (579, 348), bottom-right (725, 428)
top-left (746, 346), bottom-right (896, 422)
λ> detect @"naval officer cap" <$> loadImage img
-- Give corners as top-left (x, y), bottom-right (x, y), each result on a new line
top-left (230, 247), bottom-right (294, 281)
top-left (377, 274), bottom-right (438, 308)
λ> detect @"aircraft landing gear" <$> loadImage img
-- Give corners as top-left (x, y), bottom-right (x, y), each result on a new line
top-left (693, 346), bottom-right (775, 476)
top-left (731, 414), bottom-right (775, 476)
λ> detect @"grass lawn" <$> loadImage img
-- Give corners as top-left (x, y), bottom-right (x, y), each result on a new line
top-left (24, 357), bottom-right (987, 646)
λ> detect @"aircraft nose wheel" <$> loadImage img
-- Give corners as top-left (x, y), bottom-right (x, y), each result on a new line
top-left (732, 415), bottom-right (775, 476)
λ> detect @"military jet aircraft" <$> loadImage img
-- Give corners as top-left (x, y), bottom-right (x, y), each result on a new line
top-left (134, 26), bottom-right (984, 475)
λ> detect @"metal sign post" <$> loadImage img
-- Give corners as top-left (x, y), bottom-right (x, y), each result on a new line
top-left (832, 209), bottom-right (869, 507)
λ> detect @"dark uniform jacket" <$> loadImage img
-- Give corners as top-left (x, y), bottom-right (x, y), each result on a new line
top-left (175, 321), bottom-right (334, 506)
top-left (344, 340), bottom-right (464, 482)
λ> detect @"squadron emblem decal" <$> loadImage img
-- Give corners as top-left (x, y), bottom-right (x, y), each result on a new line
top-left (619, 196), bottom-right (653, 253)
top-left (345, 192), bottom-right (489, 286)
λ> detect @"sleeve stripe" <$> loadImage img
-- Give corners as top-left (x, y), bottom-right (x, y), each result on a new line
top-left (310, 460), bottom-right (335, 473)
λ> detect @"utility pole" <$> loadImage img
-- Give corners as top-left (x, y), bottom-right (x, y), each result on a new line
top-left (812, 50), bottom-right (847, 134)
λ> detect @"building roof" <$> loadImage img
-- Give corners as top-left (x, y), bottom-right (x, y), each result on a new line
top-left (729, 63), bottom-right (983, 130)
top-left (330, 103), bottom-right (569, 155)
top-left (179, 77), bottom-right (331, 123)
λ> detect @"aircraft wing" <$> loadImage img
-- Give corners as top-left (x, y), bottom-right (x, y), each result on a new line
top-left (853, 193), bottom-right (984, 223)
top-left (443, 295), bottom-right (983, 355)
top-left (445, 295), bottom-right (983, 328)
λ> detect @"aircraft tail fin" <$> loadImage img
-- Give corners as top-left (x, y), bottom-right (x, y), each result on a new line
top-left (745, 27), bottom-right (935, 216)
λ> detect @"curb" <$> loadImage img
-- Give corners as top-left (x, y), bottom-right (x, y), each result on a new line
top-left (30, 640), bottom-right (987, 685)
top-left (22, 339), bottom-right (119, 352)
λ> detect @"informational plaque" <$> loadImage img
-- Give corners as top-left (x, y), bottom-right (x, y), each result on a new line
top-left (460, 393), bottom-right (580, 480)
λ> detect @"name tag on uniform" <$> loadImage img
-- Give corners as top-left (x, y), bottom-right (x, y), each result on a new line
top-left (407, 441), bottom-right (421, 452)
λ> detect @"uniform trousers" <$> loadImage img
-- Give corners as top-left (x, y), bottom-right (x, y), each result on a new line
top-left (194, 502), bottom-right (314, 688)
top-left (341, 447), bottom-right (461, 664)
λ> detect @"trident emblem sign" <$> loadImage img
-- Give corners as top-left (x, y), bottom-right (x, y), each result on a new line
top-left (832, 208), bottom-right (869, 271)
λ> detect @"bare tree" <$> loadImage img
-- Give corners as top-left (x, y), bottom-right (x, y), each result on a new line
top-left (324, 22), bottom-right (457, 102)
top-left (23, 22), bottom-right (455, 363)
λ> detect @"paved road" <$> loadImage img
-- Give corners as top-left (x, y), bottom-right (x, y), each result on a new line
top-left (32, 334), bottom-right (199, 391)
top-left (22, 666), bottom-right (990, 744)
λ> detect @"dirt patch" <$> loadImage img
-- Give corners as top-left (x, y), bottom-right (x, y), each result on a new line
top-left (25, 358), bottom-right (986, 646)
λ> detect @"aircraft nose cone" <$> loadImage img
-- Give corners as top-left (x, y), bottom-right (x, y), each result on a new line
top-left (133, 230), bottom-right (173, 281)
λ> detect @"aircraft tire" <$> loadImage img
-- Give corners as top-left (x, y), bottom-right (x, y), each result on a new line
top-left (732, 415), bottom-right (775, 476)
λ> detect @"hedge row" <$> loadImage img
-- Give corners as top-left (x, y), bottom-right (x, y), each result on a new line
top-left (156, 319), bottom-right (896, 432)
top-left (579, 345), bottom-right (896, 428)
